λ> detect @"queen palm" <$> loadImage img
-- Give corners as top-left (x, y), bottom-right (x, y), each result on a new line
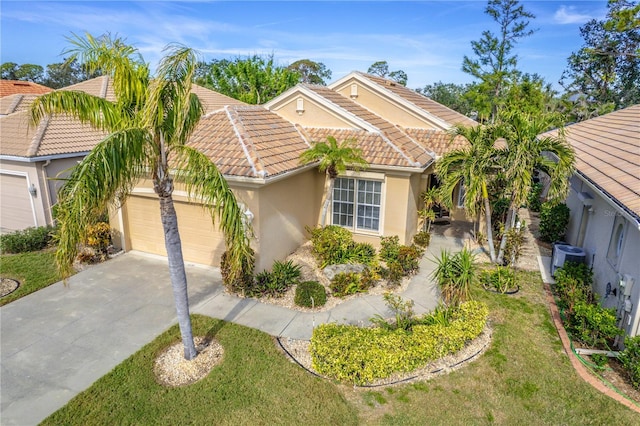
top-left (495, 111), bottom-right (575, 264)
top-left (30, 34), bottom-right (251, 360)
top-left (436, 124), bottom-right (503, 263)
top-left (299, 136), bottom-right (368, 226)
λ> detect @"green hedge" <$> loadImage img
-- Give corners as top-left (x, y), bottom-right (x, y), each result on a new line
top-left (310, 301), bottom-right (488, 385)
top-left (0, 225), bottom-right (57, 253)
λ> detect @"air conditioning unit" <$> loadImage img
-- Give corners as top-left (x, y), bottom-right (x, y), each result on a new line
top-left (551, 244), bottom-right (586, 276)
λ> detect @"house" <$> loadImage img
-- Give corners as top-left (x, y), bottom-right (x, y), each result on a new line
top-left (543, 105), bottom-right (640, 339)
top-left (0, 77), bottom-right (243, 233)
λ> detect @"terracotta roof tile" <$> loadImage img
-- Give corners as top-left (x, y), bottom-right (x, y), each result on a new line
top-left (189, 106), bottom-right (311, 178)
top-left (541, 105), bottom-right (640, 220)
top-left (0, 94), bottom-right (40, 115)
top-left (402, 128), bottom-right (470, 157)
top-left (60, 76), bottom-right (115, 101)
top-left (356, 72), bottom-right (477, 127)
top-left (0, 80), bottom-right (53, 97)
top-left (303, 85), bottom-right (433, 168)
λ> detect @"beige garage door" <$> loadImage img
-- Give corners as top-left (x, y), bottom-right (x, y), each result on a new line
top-left (0, 173), bottom-right (36, 232)
top-left (124, 195), bottom-right (226, 266)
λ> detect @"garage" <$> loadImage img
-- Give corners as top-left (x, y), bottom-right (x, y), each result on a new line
top-left (123, 194), bottom-right (226, 266)
top-left (0, 173), bottom-right (36, 232)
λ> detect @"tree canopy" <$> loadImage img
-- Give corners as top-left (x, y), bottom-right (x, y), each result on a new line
top-left (196, 55), bottom-right (299, 104)
top-left (367, 61), bottom-right (408, 86)
top-left (287, 59), bottom-right (332, 85)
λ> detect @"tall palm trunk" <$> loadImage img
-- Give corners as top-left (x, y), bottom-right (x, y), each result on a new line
top-left (158, 184), bottom-right (197, 360)
top-left (482, 183), bottom-right (497, 263)
top-left (496, 206), bottom-right (516, 265)
top-left (320, 174), bottom-right (335, 226)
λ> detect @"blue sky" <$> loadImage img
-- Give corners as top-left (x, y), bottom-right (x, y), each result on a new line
top-left (1, 1), bottom-right (608, 90)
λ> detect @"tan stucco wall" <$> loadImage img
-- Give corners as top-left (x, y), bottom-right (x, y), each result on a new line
top-left (270, 95), bottom-right (353, 128)
top-left (381, 173), bottom-right (412, 245)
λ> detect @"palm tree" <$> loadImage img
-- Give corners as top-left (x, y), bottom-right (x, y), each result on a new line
top-left (30, 34), bottom-right (251, 360)
top-left (299, 136), bottom-right (368, 226)
top-left (436, 124), bottom-right (503, 263)
top-left (495, 111), bottom-right (575, 264)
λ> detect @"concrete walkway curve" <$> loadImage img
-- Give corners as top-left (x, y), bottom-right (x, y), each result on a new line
top-left (0, 235), bottom-right (464, 425)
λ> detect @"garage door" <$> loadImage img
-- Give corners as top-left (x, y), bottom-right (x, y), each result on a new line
top-left (0, 173), bottom-right (36, 232)
top-left (124, 195), bottom-right (226, 266)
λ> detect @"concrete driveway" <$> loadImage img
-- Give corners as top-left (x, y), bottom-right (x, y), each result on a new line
top-left (0, 252), bottom-right (222, 426)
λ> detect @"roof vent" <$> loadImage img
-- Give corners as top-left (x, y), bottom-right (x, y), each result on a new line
top-left (296, 98), bottom-right (304, 115)
top-left (350, 84), bottom-right (358, 99)
top-left (385, 80), bottom-right (396, 87)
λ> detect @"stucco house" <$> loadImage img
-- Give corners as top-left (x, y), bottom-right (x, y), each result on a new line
top-left (543, 105), bottom-right (640, 339)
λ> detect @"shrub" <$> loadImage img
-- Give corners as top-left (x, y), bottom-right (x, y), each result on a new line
top-left (419, 303), bottom-right (454, 327)
top-left (0, 225), bottom-right (56, 253)
top-left (554, 262), bottom-right (594, 314)
top-left (397, 244), bottom-right (423, 275)
top-left (311, 301), bottom-right (488, 385)
top-left (251, 260), bottom-right (302, 298)
top-left (590, 353), bottom-right (609, 369)
top-left (350, 242), bottom-right (376, 266)
top-left (307, 225), bottom-right (355, 268)
top-left (568, 301), bottom-right (621, 349)
top-left (294, 281), bottom-right (327, 308)
top-left (330, 272), bottom-right (366, 297)
top-left (527, 182), bottom-right (543, 212)
top-left (379, 235), bottom-right (400, 263)
top-left (503, 224), bottom-right (526, 267)
top-left (432, 248), bottom-right (476, 306)
top-left (619, 336), bottom-right (640, 390)
top-left (370, 293), bottom-right (416, 331)
top-left (221, 248), bottom-right (255, 294)
top-left (480, 266), bottom-right (518, 293)
top-left (413, 231), bottom-right (431, 248)
top-left (380, 261), bottom-right (404, 287)
top-left (539, 202), bottom-right (570, 243)
top-left (360, 266), bottom-right (380, 289)
top-left (85, 222), bottom-right (111, 254)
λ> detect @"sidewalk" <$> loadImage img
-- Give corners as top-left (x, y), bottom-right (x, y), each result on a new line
top-left (1, 237), bottom-right (457, 425)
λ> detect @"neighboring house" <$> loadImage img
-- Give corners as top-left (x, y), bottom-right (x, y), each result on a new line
top-left (0, 80), bottom-right (52, 97)
top-left (543, 105), bottom-right (640, 339)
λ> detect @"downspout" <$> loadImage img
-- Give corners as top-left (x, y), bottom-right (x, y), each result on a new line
top-left (41, 159), bottom-right (53, 225)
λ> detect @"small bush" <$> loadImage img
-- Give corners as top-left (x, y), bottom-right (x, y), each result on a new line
top-left (503, 224), bottom-right (526, 267)
top-left (619, 336), bottom-right (640, 390)
top-left (432, 248), bottom-right (476, 306)
top-left (568, 302), bottom-right (621, 349)
top-left (590, 353), bottom-right (609, 369)
top-left (413, 231), bottom-right (431, 248)
top-left (294, 281), bottom-right (327, 308)
top-left (419, 303), bottom-right (454, 327)
top-left (539, 202), bottom-right (570, 243)
top-left (370, 293), bottom-right (416, 331)
top-left (221, 249), bottom-right (255, 294)
top-left (250, 260), bottom-right (302, 298)
top-left (0, 225), bottom-right (56, 253)
top-left (351, 242), bottom-right (376, 266)
top-left (380, 261), bottom-right (404, 287)
top-left (330, 272), bottom-right (366, 297)
top-left (379, 236), bottom-right (400, 263)
top-left (480, 266), bottom-right (518, 293)
top-left (554, 262), bottom-right (594, 314)
top-left (527, 182), bottom-right (543, 212)
top-left (397, 244), bottom-right (423, 275)
top-left (307, 225), bottom-right (355, 268)
top-left (85, 222), bottom-right (111, 254)
top-left (360, 266), bottom-right (381, 289)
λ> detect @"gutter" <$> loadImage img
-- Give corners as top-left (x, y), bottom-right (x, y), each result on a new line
top-left (0, 152), bottom-right (91, 163)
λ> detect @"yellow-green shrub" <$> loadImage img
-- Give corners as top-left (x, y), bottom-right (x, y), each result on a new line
top-left (310, 301), bottom-right (488, 385)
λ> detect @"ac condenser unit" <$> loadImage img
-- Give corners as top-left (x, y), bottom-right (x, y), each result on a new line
top-left (552, 244), bottom-right (586, 276)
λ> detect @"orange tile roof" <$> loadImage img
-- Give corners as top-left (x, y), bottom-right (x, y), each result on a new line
top-left (356, 72), bottom-right (477, 127)
top-left (0, 80), bottom-right (53, 97)
top-left (189, 105), bottom-right (311, 178)
top-left (542, 105), bottom-right (640, 220)
top-left (402, 128), bottom-right (470, 157)
top-left (303, 85), bottom-right (434, 168)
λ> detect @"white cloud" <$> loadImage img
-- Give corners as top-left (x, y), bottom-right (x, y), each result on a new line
top-left (553, 6), bottom-right (595, 25)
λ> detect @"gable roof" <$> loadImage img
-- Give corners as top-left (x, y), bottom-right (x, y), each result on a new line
top-left (331, 72), bottom-right (477, 128)
top-left (542, 105), bottom-right (640, 221)
top-left (188, 105), bottom-right (311, 179)
top-left (0, 80), bottom-right (53, 97)
top-left (402, 128), bottom-right (470, 158)
top-left (0, 94), bottom-right (41, 115)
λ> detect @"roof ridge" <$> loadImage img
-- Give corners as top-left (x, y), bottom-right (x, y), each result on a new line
top-left (224, 106), bottom-right (266, 178)
top-left (26, 115), bottom-right (50, 157)
top-left (294, 124), bottom-right (312, 148)
top-left (100, 76), bottom-right (109, 99)
top-left (7, 95), bottom-right (24, 115)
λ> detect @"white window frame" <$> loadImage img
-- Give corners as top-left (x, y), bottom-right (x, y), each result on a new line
top-left (606, 214), bottom-right (626, 268)
top-left (332, 177), bottom-right (383, 234)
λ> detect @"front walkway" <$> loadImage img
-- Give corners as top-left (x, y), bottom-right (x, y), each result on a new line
top-left (0, 235), bottom-right (463, 425)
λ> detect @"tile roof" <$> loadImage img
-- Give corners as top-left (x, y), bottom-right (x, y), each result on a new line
top-left (356, 72), bottom-right (477, 127)
top-left (191, 84), bottom-right (245, 113)
top-left (59, 76), bottom-right (115, 101)
top-left (0, 80), bottom-right (53, 97)
top-left (188, 105), bottom-right (311, 178)
top-left (541, 105), bottom-right (640, 220)
top-left (302, 85), bottom-right (434, 168)
top-left (0, 94), bottom-right (40, 115)
top-left (402, 128), bottom-right (470, 157)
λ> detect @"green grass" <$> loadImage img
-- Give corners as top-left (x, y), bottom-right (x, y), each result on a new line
top-left (40, 270), bottom-right (640, 425)
top-left (0, 250), bottom-right (62, 306)
top-left (42, 315), bottom-right (358, 425)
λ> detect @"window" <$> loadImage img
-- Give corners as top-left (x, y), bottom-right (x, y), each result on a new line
top-left (333, 177), bottom-right (382, 232)
top-left (607, 215), bottom-right (626, 267)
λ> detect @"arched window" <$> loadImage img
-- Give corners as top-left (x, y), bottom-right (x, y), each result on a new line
top-left (607, 216), bottom-right (625, 267)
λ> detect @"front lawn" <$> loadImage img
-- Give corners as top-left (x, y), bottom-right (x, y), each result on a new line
top-left (0, 250), bottom-right (62, 306)
top-left (42, 270), bottom-right (640, 424)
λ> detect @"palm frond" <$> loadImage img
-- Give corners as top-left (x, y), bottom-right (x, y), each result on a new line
top-left (30, 91), bottom-right (122, 131)
top-left (55, 129), bottom-right (153, 277)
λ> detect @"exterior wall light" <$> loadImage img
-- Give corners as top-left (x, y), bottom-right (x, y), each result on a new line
top-left (28, 184), bottom-right (37, 197)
